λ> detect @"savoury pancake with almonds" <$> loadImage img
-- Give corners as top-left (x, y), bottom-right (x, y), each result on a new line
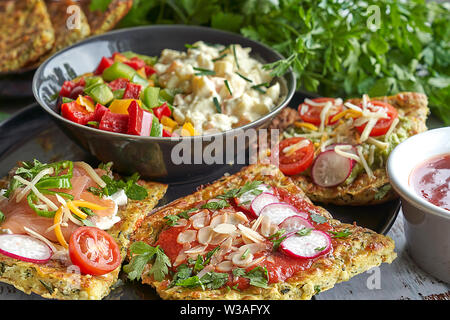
top-left (129, 164), bottom-right (396, 300)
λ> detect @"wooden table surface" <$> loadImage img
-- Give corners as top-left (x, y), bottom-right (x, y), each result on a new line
top-left (0, 98), bottom-right (449, 300)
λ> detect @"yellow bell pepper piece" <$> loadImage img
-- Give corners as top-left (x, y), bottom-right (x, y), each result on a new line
top-left (76, 95), bottom-right (95, 112)
top-left (66, 201), bottom-right (88, 220)
top-left (53, 207), bottom-right (68, 248)
top-left (330, 109), bottom-right (362, 123)
top-left (108, 99), bottom-right (141, 115)
top-left (294, 121), bottom-right (318, 131)
top-left (70, 200), bottom-right (108, 212)
top-left (163, 125), bottom-right (173, 133)
top-left (161, 115), bottom-right (178, 130)
top-left (137, 67), bottom-right (147, 78)
top-left (181, 122), bottom-right (196, 136)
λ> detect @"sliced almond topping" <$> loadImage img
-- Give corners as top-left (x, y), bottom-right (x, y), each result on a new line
top-left (197, 226), bottom-right (213, 244)
top-left (238, 224), bottom-right (265, 243)
top-left (218, 237), bottom-right (233, 256)
top-left (238, 242), bottom-right (267, 255)
top-left (174, 218), bottom-right (188, 227)
top-left (210, 214), bottom-right (227, 228)
top-left (213, 223), bottom-right (237, 234)
top-left (216, 260), bottom-right (233, 272)
top-left (184, 244), bottom-right (207, 254)
top-left (192, 217), bottom-right (207, 229)
top-left (177, 230), bottom-right (197, 244)
top-left (173, 252), bottom-right (187, 267)
top-left (251, 214), bottom-right (264, 231)
top-left (247, 255), bottom-right (266, 268)
top-left (227, 211), bottom-right (249, 225)
top-left (260, 215), bottom-right (272, 237)
top-left (232, 251), bottom-right (254, 267)
top-left (209, 232), bottom-right (229, 245)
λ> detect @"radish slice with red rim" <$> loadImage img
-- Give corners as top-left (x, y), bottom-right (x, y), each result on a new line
top-left (250, 192), bottom-right (279, 218)
top-left (280, 230), bottom-right (331, 259)
top-left (311, 149), bottom-right (353, 187)
top-left (259, 203), bottom-right (306, 225)
top-left (279, 215), bottom-right (313, 234)
top-left (0, 234), bottom-right (53, 264)
top-left (234, 183), bottom-right (274, 212)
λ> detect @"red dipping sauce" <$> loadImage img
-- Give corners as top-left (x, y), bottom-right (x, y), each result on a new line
top-left (410, 153), bottom-right (450, 211)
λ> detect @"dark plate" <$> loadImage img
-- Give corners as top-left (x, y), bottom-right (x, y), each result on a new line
top-left (0, 96), bottom-right (400, 300)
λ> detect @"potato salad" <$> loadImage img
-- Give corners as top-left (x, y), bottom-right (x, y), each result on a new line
top-left (154, 41), bottom-right (281, 134)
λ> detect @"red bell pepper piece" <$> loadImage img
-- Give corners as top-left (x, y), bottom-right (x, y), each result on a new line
top-left (99, 110), bottom-right (129, 133)
top-left (60, 77), bottom-right (86, 98)
top-left (162, 129), bottom-right (172, 137)
top-left (124, 57), bottom-right (146, 71)
top-left (152, 102), bottom-right (171, 121)
top-left (60, 101), bottom-right (95, 125)
top-left (127, 100), bottom-right (153, 136)
top-left (144, 65), bottom-right (156, 77)
top-left (107, 78), bottom-right (129, 91)
top-left (94, 56), bottom-right (114, 75)
top-left (122, 82), bottom-right (142, 99)
top-left (93, 103), bottom-right (109, 122)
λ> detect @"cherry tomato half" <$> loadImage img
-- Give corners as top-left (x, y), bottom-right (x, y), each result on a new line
top-left (355, 101), bottom-right (398, 137)
top-left (298, 98), bottom-right (343, 126)
top-left (69, 226), bottom-right (121, 276)
top-left (271, 137), bottom-right (315, 176)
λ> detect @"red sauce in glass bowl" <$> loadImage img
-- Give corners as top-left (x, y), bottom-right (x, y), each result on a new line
top-left (410, 153), bottom-right (450, 211)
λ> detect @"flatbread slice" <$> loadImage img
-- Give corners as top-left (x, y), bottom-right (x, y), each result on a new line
top-left (0, 0), bottom-right (55, 72)
top-left (129, 164), bottom-right (396, 300)
top-left (0, 166), bottom-right (167, 300)
top-left (81, 0), bottom-right (133, 35)
top-left (268, 92), bottom-right (429, 205)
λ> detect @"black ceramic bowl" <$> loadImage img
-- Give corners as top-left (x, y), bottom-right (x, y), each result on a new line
top-left (32, 25), bottom-right (296, 182)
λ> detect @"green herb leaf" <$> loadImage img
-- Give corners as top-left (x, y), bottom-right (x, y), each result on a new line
top-left (201, 199), bottom-right (229, 210)
top-left (193, 67), bottom-right (216, 76)
top-left (311, 214), bottom-right (327, 224)
top-left (213, 96), bottom-right (221, 113)
top-left (328, 228), bottom-right (352, 239)
top-left (296, 228), bottom-right (313, 236)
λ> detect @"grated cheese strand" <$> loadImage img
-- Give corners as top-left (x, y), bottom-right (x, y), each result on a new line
top-left (74, 161), bottom-right (106, 188)
top-left (13, 176), bottom-right (58, 210)
top-left (334, 145), bottom-right (362, 163)
top-left (367, 137), bottom-right (389, 150)
top-left (23, 226), bottom-right (57, 253)
top-left (319, 101), bottom-right (333, 132)
top-left (356, 146), bottom-right (374, 179)
top-left (15, 167), bottom-right (54, 203)
top-left (384, 117), bottom-right (400, 141)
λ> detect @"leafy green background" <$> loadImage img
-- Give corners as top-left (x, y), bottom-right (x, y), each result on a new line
top-left (92, 0), bottom-right (450, 124)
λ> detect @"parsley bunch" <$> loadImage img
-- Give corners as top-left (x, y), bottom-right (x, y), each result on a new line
top-left (100, 0), bottom-right (449, 124)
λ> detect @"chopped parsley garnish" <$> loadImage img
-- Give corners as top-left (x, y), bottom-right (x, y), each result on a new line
top-left (232, 267), bottom-right (269, 289)
top-left (123, 242), bottom-right (171, 282)
top-left (216, 180), bottom-right (263, 202)
top-left (0, 210), bottom-right (4, 224)
top-left (185, 44), bottom-right (198, 49)
top-left (296, 228), bottom-right (313, 236)
top-left (87, 121), bottom-right (99, 127)
top-left (89, 172), bottom-right (148, 201)
top-left (193, 67), bottom-right (216, 76)
top-left (268, 228), bottom-right (287, 251)
top-left (213, 96), bottom-right (221, 113)
top-left (328, 228), bottom-right (352, 238)
top-left (201, 199), bottom-right (229, 210)
top-left (311, 214), bottom-right (327, 224)
top-left (315, 246), bottom-right (327, 252)
top-left (240, 248), bottom-right (250, 260)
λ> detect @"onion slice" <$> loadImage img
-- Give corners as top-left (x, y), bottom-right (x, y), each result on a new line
top-left (0, 234), bottom-right (53, 264)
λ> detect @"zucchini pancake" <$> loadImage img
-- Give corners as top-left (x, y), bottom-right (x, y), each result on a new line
top-left (0, 160), bottom-right (167, 300)
top-left (127, 164), bottom-right (396, 300)
top-left (268, 92), bottom-right (429, 205)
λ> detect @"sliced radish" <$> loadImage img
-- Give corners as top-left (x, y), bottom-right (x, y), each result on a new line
top-left (259, 203), bottom-right (307, 225)
top-left (250, 192), bottom-right (279, 218)
top-left (311, 149), bottom-right (353, 187)
top-left (279, 215), bottom-right (313, 234)
top-left (234, 184), bottom-right (274, 213)
top-left (280, 230), bottom-right (331, 259)
top-left (0, 234), bottom-right (53, 264)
